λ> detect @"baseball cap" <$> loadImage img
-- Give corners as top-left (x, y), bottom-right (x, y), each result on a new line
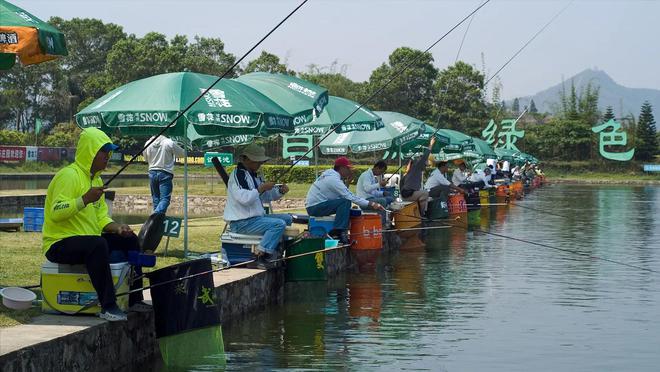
top-left (242, 143), bottom-right (270, 162)
top-left (100, 143), bottom-right (119, 152)
top-left (334, 157), bottom-right (352, 168)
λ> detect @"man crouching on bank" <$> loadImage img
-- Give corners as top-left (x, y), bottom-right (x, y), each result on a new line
top-left (43, 128), bottom-right (148, 322)
top-left (224, 144), bottom-right (292, 269)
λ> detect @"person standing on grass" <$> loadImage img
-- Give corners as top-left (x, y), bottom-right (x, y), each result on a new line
top-left (144, 135), bottom-right (185, 215)
top-left (224, 144), bottom-right (292, 269)
top-left (42, 128), bottom-right (150, 322)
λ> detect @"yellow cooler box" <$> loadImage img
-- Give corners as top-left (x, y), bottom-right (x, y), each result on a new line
top-left (41, 261), bottom-right (130, 314)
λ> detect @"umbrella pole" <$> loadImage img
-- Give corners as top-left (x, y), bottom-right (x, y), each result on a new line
top-left (398, 144), bottom-right (402, 178)
top-left (183, 132), bottom-right (189, 258)
top-left (314, 136), bottom-right (319, 179)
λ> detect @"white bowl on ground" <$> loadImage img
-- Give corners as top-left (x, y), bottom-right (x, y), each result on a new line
top-left (0, 287), bottom-right (37, 310)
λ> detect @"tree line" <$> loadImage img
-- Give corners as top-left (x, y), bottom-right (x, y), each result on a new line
top-left (0, 17), bottom-right (657, 161)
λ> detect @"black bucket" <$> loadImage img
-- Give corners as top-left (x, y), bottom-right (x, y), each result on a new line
top-left (146, 258), bottom-right (220, 338)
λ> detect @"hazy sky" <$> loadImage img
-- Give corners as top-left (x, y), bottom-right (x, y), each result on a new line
top-left (12, 0), bottom-right (660, 99)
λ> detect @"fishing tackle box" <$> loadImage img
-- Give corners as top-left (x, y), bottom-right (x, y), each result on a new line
top-left (41, 261), bottom-right (130, 314)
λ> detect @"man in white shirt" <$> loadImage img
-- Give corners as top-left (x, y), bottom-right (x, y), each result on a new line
top-left (357, 160), bottom-right (393, 208)
top-left (224, 144), bottom-right (292, 269)
top-left (144, 135), bottom-right (185, 215)
top-left (425, 160), bottom-right (466, 200)
top-left (306, 157), bottom-right (384, 244)
top-left (468, 167), bottom-right (495, 188)
top-left (451, 160), bottom-right (469, 187)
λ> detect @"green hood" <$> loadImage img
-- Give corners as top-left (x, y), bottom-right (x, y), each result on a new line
top-left (74, 128), bottom-right (115, 176)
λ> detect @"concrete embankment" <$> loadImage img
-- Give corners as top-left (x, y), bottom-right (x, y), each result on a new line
top-left (0, 245), bottom-right (351, 371)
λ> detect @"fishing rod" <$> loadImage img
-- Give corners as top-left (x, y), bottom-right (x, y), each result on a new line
top-left (383, 5), bottom-right (479, 184)
top-left (274, 0), bottom-right (492, 183)
top-left (402, 0), bottom-right (571, 174)
top-left (115, 242), bottom-right (352, 298)
top-left (484, 0), bottom-right (574, 86)
top-left (103, 0), bottom-right (310, 187)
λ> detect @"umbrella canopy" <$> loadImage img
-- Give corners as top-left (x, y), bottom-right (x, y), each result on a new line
top-left (293, 96), bottom-right (383, 135)
top-left (517, 151), bottom-right (539, 164)
top-left (236, 72), bottom-right (328, 126)
top-left (394, 124), bottom-right (451, 159)
top-left (0, 0), bottom-right (67, 69)
top-left (463, 137), bottom-right (497, 160)
top-left (76, 72), bottom-right (295, 148)
top-left (319, 111), bottom-right (424, 155)
top-left (433, 150), bottom-right (481, 162)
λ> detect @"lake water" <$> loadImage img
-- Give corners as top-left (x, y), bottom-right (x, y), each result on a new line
top-left (215, 184), bottom-right (659, 371)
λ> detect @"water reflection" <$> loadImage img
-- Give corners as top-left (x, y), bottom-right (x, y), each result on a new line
top-left (178, 185), bottom-right (660, 370)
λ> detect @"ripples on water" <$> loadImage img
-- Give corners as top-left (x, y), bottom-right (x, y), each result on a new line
top-left (189, 185), bottom-right (660, 371)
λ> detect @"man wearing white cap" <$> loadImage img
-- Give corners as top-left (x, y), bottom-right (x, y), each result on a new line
top-left (224, 144), bottom-right (292, 269)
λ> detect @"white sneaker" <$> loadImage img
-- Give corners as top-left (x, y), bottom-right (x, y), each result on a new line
top-left (99, 306), bottom-right (128, 321)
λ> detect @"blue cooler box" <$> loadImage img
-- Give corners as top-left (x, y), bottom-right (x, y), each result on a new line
top-left (308, 217), bottom-right (335, 237)
top-left (220, 233), bottom-right (261, 265)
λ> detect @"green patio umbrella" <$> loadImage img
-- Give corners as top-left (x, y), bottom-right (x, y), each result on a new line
top-left (319, 111), bottom-right (423, 155)
top-left (76, 72), bottom-right (295, 144)
top-left (236, 72), bottom-right (329, 126)
top-left (518, 152), bottom-right (539, 164)
top-left (75, 72), bottom-right (297, 257)
top-left (394, 125), bottom-right (451, 159)
top-left (0, 0), bottom-right (67, 69)
top-left (292, 96), bottom-right (383, 135)
top-left (463, 137), bottom-right (497, 160)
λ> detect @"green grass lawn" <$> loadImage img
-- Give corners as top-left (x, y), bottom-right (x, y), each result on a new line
top-left (0, 181), bottom-right (313, 198)
top-left (0, 211), bottom-right (308, 328)
top-left (0, 216), bottom-right (226, 327)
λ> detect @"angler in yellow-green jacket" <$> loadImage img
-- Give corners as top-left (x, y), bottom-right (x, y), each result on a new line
top-left (42, 128), bottom-right (146, 321)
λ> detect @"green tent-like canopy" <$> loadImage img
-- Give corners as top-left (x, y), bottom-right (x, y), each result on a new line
top-left (236, 72), bottom-right (328, 126)
top-left (292, 96), bottom-right (383, 136)
top-left (76, 72), bottom-right (296, 149)
top-left (463, 137), bottom-right (497, 160)
top-left (319, 111), bottom-right (424, 155)
top-left (0, 0), bottom-right (68, 69)
top-left (392, 125), bottom-right (451, 159)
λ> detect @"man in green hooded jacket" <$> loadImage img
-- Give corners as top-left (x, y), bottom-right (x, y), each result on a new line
top-left (42, 128), bottom-right (147, 321)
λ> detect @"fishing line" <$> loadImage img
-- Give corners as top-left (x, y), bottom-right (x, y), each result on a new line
top-left (276, 0), bottom-right (492, 182)
top-left (484, 0), bottom-right (574, 85)
top-left (455, 12), bottom-right (476, 63)
top-left (103, 0), bottom-right (310, 187)
top-left (442, 220), bottom-right (660, 274)
top-left (115, 242), bottom-right (352, 298)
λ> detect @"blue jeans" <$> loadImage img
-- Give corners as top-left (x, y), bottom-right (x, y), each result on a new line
top-left (229, 214), bottom-right (293, 255)
top-left (306, 199), bottom-right (351, 231)
top-left (149, 170), bottom-right (173, 214)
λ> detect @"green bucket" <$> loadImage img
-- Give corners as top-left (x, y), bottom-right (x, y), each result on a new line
top-left (468, 210), bottom-right (481, 225)
top-left (488, 188), bottom-right (497, 204)
top-left (285, 238), bottom-right (326, 282)
top-left (427, 198), bottom-right (449, 220)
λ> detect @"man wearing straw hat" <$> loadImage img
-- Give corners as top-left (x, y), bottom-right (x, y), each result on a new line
top-left (224, 143), bottom-right (292, 269)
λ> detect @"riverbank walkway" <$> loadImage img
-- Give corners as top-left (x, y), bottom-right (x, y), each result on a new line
top-left (0, 267), bottom-right (279, 371)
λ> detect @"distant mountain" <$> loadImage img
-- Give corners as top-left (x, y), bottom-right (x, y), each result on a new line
top-left (507, 69), bottom-right (660, 119)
